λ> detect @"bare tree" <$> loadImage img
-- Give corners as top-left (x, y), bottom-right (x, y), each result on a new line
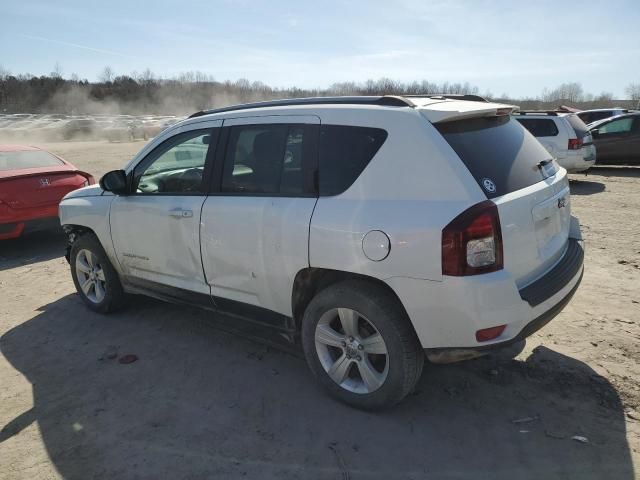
top-left (595, 91), bottom-right (613, 102)
top-left (542, 82), bottom-right (584, 103)
top-left (626, 83), bottom-right (640, 101)
top-left (138, 68), bottom-right (155, 84)
top-left (99, 66), bottom-right (114, 83)
top-left (51, 62), bottom-right (63, 79)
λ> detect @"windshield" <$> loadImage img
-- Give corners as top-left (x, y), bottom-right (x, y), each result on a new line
top-left (0, 150), bottom-right (64, 171)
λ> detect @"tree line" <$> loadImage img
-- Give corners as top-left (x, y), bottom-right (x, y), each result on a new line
top-left (0, 65), bottom-right (638, 115)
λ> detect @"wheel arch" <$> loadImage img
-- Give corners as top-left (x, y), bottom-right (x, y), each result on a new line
top-left (291, 267), bottom-right (418, 338)
top-left (62, 224), bottom-right (96, 262)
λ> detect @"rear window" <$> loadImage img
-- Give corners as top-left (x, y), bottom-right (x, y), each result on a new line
top-left (0, 151), bottom-right (64, 171)
top-left (516, 118), bottom-right (559, 137)
top-left (319, 125), bottom-right (387, 196)
top-left (435, 116), bottom-right (555, 198)
top-left (565, 114), bottom-right (589, 139)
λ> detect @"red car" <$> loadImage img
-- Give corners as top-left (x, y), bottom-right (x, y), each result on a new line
top-left (0, 145), bottom-right (95, 240)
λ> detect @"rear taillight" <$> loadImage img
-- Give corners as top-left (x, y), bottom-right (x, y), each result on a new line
top-left (568, 138), bottom-right (583, 150)
top-left (476, 325), bottom-right (506, 342)
top-left (442, 201), bottom-right (503, 276)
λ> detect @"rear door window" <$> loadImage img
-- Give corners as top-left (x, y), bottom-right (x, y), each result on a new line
top-left (318, 125), bottom-right (387, 196)
top-left (516, 118), bottom-right (559, 137)
top-left (435, 116), bottom-right (555, 198)
top-left (221, 124), bottom-right (314, 196)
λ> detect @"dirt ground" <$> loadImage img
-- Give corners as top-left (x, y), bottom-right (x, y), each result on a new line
top-left (1, 140), bottom-right (639, 479)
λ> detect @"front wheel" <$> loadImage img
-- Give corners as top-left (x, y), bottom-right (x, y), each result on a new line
top-left (301, 280), bottom-right (424, 410)
top-left (70, 233), bottom-right (126, 313)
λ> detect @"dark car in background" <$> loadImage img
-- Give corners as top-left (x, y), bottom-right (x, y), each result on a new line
top-left (589, 113), bottom-right (640, 164)
top-left (61, 119), bottom-right (98, 140)
top-left (578, 108), bottom-right (629, 125)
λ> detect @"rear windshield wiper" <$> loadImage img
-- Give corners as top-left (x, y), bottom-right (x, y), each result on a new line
top-left (537, 159), bottom-right (553, 169)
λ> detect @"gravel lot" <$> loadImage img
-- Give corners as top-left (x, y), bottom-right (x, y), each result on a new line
top-left (1, 141), bottom-right (639, 479)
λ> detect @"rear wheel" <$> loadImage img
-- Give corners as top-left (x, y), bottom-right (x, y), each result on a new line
top-left (301, 280), bottom-right (424, 409)
top-left (70, 233), bottom-right (126, 313)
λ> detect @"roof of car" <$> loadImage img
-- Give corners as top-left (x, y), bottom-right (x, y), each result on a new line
top-left (513, 111), bottom-right (571, 117)
top-left (0, 145), bottom-right (42, 152)
top-left (184, 94), bottom-right (516, 125)
top-left (189, 94), bottom-right (499, 117)
top-left (579, 108), bottom-right (627, 113)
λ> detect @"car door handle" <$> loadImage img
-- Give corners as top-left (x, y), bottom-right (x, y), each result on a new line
top-left (169, 208), bottom-right (193, 218)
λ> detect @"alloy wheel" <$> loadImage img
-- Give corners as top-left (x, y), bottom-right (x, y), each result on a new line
top-left (75, 249), bottom-right (107, 304)
top-left (314, 308), bottom-right (389, 394)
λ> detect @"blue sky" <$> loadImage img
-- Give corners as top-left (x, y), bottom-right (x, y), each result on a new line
top-left (1, 0), bottom-right (639, 98)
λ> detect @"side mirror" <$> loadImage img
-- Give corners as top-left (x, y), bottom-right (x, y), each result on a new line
top-left (99, 169), bottom-right (128, 195)
top-left (591, 129), bottom-right (600, 138)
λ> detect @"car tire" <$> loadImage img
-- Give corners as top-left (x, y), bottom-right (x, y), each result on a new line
top-left (70, 233), bottom-right (126, 313)
top-left (301, 280), bottom-right (424, 410)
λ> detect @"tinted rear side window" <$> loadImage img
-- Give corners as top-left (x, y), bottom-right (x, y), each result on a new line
top-left (516, 118), bottom-right (559, 137)
top-left (435, 116), bottom-right (554, 198)
top-left (319, 125), bottom-right (387, 196)
top-left (565, 114), bottom-right (589, 139)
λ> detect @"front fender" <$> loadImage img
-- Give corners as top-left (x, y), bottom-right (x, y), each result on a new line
top-left (59, 195), bottom-right (120, 274)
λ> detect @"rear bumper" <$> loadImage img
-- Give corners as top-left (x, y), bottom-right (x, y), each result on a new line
top-left (519, 238), bottom-right (584, 307)
top-left (386, 238), bottom-right (585, 352)
top-left (559, 148), bottom-right (596, 172)
top-left (426, 267), bottom-right (583, 362)
top-left (0, 215), bottom-right (61, 240)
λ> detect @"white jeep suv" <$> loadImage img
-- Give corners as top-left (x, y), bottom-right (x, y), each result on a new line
top-left (60, 96), bottom-right (584, 409)
top-left (514, 111), bottom-right (596, 172)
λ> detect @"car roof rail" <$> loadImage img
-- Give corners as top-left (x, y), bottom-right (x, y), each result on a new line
top-left (188, 95), bottom-right (415, 118)
top-left (514, 110), bottom-right (559, 116)
top-left (405, 94), bottom-right (489, 102)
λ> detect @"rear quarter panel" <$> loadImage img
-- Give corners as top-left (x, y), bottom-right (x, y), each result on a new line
top-left (309, 108), bottom-right (484, 282)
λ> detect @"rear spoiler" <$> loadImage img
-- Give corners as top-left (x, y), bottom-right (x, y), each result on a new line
top-left (0, 168), bottom-right (93, 182)
top-left (419, 102), bottom-right (518, 124)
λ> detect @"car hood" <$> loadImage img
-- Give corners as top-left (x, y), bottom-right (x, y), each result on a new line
top-left (63, 184), bottom-right (104, 199)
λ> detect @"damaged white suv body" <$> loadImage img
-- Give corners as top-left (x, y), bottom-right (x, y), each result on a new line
top-left (59, 95), bottom-right (584, 409)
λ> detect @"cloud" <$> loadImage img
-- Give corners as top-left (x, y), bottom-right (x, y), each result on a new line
top-left (19, 34), bottom-right (135, 59)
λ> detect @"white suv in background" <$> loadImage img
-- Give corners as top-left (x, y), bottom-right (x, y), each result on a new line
top-left (514, 111), bottom-right (596, 172)
top-left (59, 96), bottom-right (584, 409)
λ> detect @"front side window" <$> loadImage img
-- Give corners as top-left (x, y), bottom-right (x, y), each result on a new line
top-left (599, 118), bottom-right (633, 135)
top-left (134, 129), bottom-right (212, 194)
top-left (221, 124), bottom-right (310, 195)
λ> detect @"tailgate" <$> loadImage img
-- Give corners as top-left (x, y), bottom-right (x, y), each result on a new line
top-left (494, 171), bottom-right (571, 288)
top-left (433, 113), bottom-right (574, 289)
